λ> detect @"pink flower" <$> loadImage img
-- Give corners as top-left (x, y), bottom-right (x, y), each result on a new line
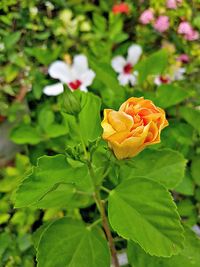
top-left (178, 21), bottom-right (199, 41)
top-left (177, 54), bottom-right (189, 63)
top-left (178, 21), bottom-right (193, 35)
top-left (139, 9), bottom-right (154, 24)
top-left (166, 0), bottom-right (182, 9)
top-left (154, 16), bottom-right (170, 33)
top-left (185, 30), bottom-right (199, 41)
top-left (166, 0), bottom-right (177, 9)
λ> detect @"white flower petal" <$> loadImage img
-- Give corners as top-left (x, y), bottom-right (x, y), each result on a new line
top-left (80, 70), bottom-right (96, 87)
top-left (154, 76), bottom-right (162, 86)
top-left (174, 67), bottom-right (186, 80)
top-left (80, 85), bottom-right (88, 92)
top-left (111, 56), bottom-right (126, 73)
top-left (129, 74), bottom-right (137, 86)
top-left (43, 83), bottom-right (64, 96)
top-left (73, 54), bottom-right (88, 73)
top-left (118, 73), bottom-right (130, 86)
top-left (48, 61), bottom-right (71, 83)
top-left (127, 44), bottom-right (143, 65)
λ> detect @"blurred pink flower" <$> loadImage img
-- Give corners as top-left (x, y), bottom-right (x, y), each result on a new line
top-left (166, 0), bottom-right (182, 9)
top-left (178, 21), bottom-right (199, 41)
top-left (139, 9), bottom-right (154, 24)
top-left (185, 30), bottom-right (199, 41)
top-left (177, 54), bottom-right (189, 63)
top-left (154, 16), bottom-right (170, 32)
top-left (178, 21), bottom-right (193, 35)
top-left (166, 0), bottom-right (177, 9)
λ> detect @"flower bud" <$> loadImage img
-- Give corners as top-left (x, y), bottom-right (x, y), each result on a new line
top-left (61, 86), bottom-right (81, 116)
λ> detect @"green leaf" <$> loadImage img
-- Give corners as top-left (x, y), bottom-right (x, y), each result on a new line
top-left (14, 155), bottom-right (93, 208)
top-left (38, 106), bottom-right (55, 131)
top-left (119, 149), bottom-right (186, 189)
top-left (108, 177), bottom-right (184, 257)
top-left (4, 31), bottom-right (21, 50)
top-left (155, 84), bottom-right (190, 108)
top-left (10, 125), bottom-right (42, 145)
top-left (175, 169), bottom-right (194, 196)
top-left (37, 218), bottom-right (110, 267)
top-left (179, 107), bottom-right (200, 134)
top-left (191, 157), bottom-right (200, 186)
top-left (136, 50), bottom-right (168, 84)
top-left (66, 92), bottom-right (102, 144)
top-left (128, 227), bottom-right (200, 267)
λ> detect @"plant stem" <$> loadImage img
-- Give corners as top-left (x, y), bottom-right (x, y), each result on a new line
top-left (94, 190), bottom-right (120, 267)
top-left (87, 161), bottom-right (120, 267)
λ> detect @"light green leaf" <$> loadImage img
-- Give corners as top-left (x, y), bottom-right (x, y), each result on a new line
top-left (191, 157), bottom-right (200, 186)
top-left (155, 84), bottom-right (190, 108)
top-left (14, 154), bottom-right (93, 208)
top-left (10, 125), bottom-right (42, 145)
top-left (136, 50), bottom-right (168, 84)
top-left (128, 227), bottom-right (200, 267)
top-left (108, 177), bottom-right (184, 257)
top-left (119, 149), bottom-right (187, 189)
top-left (175, 168), bottom-right (194, 196)
top-left (179, 107), bottom-right (200, 134)
top-left (37, 218), bottom-right (110, 267)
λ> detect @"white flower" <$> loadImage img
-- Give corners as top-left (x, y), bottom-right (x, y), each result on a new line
top-left (43, 54), bottom-right (95, 96)
top-left (154, 75), bottom-right (171, 86)
top-left (173, 67), bottom-right (186, 81)
top-left (154, 67), bottom-right (186, 86)
top-left (111, 44), bottom-right (142, 86)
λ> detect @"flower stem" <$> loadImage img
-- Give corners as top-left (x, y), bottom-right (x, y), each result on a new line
top-left (87, 161), bottom-right (120, 267)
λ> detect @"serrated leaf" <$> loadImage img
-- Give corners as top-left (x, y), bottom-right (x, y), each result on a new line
top-left (119, 149), bottom-right (186, 189)
top-left (37, 218), bottom-right (110, 267)
top-left (14, 155), bottom-right (93, 208)
top-left (128, 227), bottom-right (200, 267)
top-left (108, 177), bottom-right (184, 257)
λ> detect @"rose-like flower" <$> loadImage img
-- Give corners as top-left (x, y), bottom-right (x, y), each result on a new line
top-left (101, 97), bottom-right (168, 159)
top-left (111, 44), bottom-right (142, 86)
top-left (177, 54), bottom-right (189, 63)
top-left (112, 2), bottom-right (130, 14)
top-left (139, 9), bottom-right (154, 24)
top-left (43, 54), bottom-right (95, 96)
top-left (153, 16), bottom-right (170, 33)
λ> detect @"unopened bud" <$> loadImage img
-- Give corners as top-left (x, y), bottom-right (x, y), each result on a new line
top-left (61, 86), bottom-right (81, 116)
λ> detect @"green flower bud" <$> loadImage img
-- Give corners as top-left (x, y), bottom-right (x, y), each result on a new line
top-left (61, 86), bottom-right (81, 116)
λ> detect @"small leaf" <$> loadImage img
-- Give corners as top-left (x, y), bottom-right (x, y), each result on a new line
top-left (191, 157), bottom-right (200, 186)
top-left (179, 107), bottom-right (200, 134)
top-left (37, 218), bottom-right (110, 267)
top-left (10, 125), bottom-right (42, 145)
top-left (108, 177), bottom-right (184, 257)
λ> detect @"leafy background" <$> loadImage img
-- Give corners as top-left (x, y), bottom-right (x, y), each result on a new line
top-left (0, 0), bottom-right (200, 266)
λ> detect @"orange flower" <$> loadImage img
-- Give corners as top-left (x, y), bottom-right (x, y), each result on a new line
top-left (101, 97), bottom-right (168, 160)
top-left (112, 3), bottom-right (130, 14)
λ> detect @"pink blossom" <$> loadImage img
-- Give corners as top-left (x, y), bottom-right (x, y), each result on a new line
top-left (185, 30), bottom-right (199, 41)
top-left (177, 54), bottom-right (189, 63)
top-left (166, 0), bottom-right (182, 9)
top-left (178, 21), bottom-right (199, 41)
top-left (139, 9), bottom-right (154, 24)
top-left (153, 16), bottom-right (170, 33)
top-left (166, 0), bottom-right (177, 9)
top-left (178, 21), bottom-right (193, 35)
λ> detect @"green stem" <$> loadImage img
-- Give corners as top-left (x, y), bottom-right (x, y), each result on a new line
top-left (101, 186), bottom-right (111, 194)
top-left (87, 161), bottom-right (120, 267)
